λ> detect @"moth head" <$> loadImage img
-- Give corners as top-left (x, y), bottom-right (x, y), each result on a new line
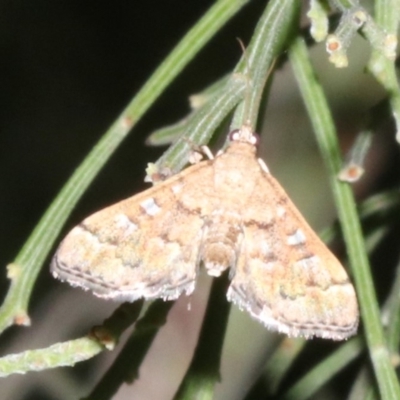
top-left (228, 123), bottom-right (260, 146)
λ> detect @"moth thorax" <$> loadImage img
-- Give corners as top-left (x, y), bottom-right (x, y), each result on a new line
top-left (202, 222), bottom-right (241, 277)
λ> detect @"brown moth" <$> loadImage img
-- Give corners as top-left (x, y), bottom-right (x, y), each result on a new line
top-left (51, 123), bottom-right (359, 340)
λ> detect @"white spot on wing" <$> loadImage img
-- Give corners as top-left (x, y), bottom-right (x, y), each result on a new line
top-left (172, 184), bottom-right (183, 194)
top-left (260, 241), bottom-right (272, 256)
top-left (260, 261), bottom-right (276, 271)
top-left (140, 197), bottom-right (161, 216)
top-left (70, 226), bottom-right (85, 236)
top-left (287, 229), bottom-right (306, 246)
top-left (277, 206), bottom-right (286, 218)
top-left (114, 214), bottom-right (138, 233)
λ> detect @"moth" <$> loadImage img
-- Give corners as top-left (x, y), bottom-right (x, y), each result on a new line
top-left (51, 123), bottom-right (359, 340)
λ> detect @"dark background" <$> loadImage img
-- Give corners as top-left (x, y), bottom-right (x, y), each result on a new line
top-left (0, 0), bottom-right (267, 269)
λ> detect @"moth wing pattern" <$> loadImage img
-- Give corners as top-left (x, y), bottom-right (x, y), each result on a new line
top-left (51, 160), bottom-right (216, 302)
top-left (51, 120), bottom-right (360, 341)
top-left (227, 170), bottom-right (359, 340)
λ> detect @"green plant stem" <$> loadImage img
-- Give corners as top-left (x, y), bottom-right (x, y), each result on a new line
top-left (289, 36), bottom-right (400, 399)
top-left (0, 0), bottom-right (251, 334)
top-left (282, 338), bottom-right (364, 400)
top-left (84, 300), bottom-right (173, 400)
top-left (156, 75), bottom-right (246, 173)
top-left (146, 75), bottom-right (230, 146)
top-left (349, 253), bottom-right (400, 397)
top-left (368, 0), bottom-right (400, 139)
top-left (230, 0), bottom-right (299, 128)
top-left (382, 257), bottom-right (400, 352)
top-left (174, 273), bottom-right (230, 400)
top-left (157, 0), bottom-right (300, 173)
top-left (0, 338), bottom-right (103, 378)
top-left (320, 190), bottom-right (400, 245)
top-left (262, 337), bottom-right (306, 396)
top-left (0, 301), bottom-right (143, 377)
top-left (232, 16), bottom-right (282, 125)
